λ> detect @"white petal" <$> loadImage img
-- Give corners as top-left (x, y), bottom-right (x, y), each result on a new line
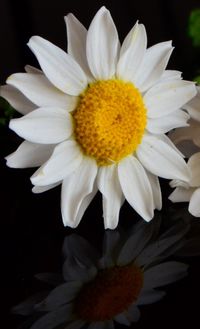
top-left (63, 259), bottom-right (97, 282)
top-left (30, 305), bottom-right (74, 329)
top-left (9, 107), bottom-right (73, 144)
top-left (184, 86), bottom-right (200, 121)
top-left (62, 234), bottom-right (100, 266)
top-left (114, 313), bottom-right (130, 326)
top-left (61, 157), bottom-right (98, 227)
top-left (160, 70), bottom-right (182, 81)
top-left (43, 282), bottom-right (82, 310)
top-left (135, 41), bottom-right (173, 92)
top-left (0, 85), bottom-right (35, 115)
top-left (189, 187), bottom-right (200, 217)
top-left (147, 109), bottom-right (190, 134)
top-left (32, 182), bottom-right (61, 193)
top-left (5, 141), bottom-right (54, 168)
top-left (169, 178), bottom-right (190, 189)
top-left (118, 156), bottom-right (154, 221)
top-left (169, 187), bottom-right (194, 203)
top-left (117, 221), bottom-right (155, 266)
top-left (28, 36), bottom-right (87, 96)
top-left (99, 231), bottom-right (121, 268)
top-left (126, 305), bottom-right (141, 322)
top-left (65, 14), bottom-right (93, 80)
top-left (97, 164), bottom-right (123, 229)
top-left (143, 261), bottom-right (188, 288)
top-left (7, 73), bottom-right (77, 110)
top-left (144, 80), bottom-right (196, 118)
top-left (24, 65), bottom-right (42, 74)
top-left (136, 134), bottom-right (189, 181)
top-left (117, 22), bottom-right (147, 81)
top-left (31, 140), bottom-right (83, 186)
top-left (188, 152), bottom-right (200, 187)
top-left (146, 170), bottom-right (162, 210)
top-left (86, 6), bottom-right (119, 79)
top-left (137, 289), bottom-right (166, 305)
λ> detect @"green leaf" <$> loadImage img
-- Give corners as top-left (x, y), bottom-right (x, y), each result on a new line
top-left (194, 75), bottom-right (200, 85)
top-left (188, 9), bottom-right (200, 47)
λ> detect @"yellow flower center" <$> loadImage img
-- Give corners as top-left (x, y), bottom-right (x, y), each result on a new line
top-left (74, 264), bottom-right (143, 321)
top-left (73, 80), bottom-right (147, 166)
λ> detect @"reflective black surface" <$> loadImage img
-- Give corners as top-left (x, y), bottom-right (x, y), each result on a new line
top-left (1, 1), bottom-right (200, 328)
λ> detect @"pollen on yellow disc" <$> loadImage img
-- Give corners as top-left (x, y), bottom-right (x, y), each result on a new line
top-left (73, 79), bottom-right (147, 166)
top-left (74, 264), bottom-right (143, 321)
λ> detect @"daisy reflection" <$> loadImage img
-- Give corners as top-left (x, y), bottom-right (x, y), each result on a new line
top-left (13, 216), bottom-right (194, 328)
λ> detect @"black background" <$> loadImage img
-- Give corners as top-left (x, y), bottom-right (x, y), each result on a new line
top-left (1, 0), bottom-right (200, 328)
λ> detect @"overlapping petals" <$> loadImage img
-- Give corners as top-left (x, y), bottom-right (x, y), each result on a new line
top-left (3, 6), bottom-right (197, 228)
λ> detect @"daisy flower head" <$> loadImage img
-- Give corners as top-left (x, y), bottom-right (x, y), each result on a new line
top-left (12, 217), bottom-right (190, 328)
top-left (3, 6), bottom-right (197, 229)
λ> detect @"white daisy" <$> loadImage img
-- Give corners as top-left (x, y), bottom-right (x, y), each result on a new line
top-left (2, 6), bottom-right (196, 228)
top-left (169, 152), bottom-right (200, 217)
top-left (12, 218), bottom-right (190, 328)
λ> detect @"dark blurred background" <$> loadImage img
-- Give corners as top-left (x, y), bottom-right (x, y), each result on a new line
top-left (1, 0), bottom-right (200, 328)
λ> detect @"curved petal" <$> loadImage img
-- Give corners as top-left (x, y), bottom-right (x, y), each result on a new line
top-left (0, 85), bottom-right (35, 115)
top-left (63, 182), bottom-right (98, 228)
top-left (24, 65), bottom-right (42, 74)
top-left (30, 304), bottom-right (74, 329)
top-left (9, 107), bottom-right (73, 144)
top-left (145, 170), bottom-right (162, 210)
top-left (147, 109), bottom-right (190, 134)
top-left (136, 134), bottom-right (189, 181)
top-left (159, 69), bottom-right (182, 82)
top-left (32, 182), bottom-right (61, 193)
top-left (135, 41), bottom-right (173, 92)
top-left (169, 187), bottom-right (194, 203)
top-left (117, 221), bottom-right (155, 266)
top-left (118, 156), bottom-right (154, 221)
top-left (188, 152), bottom-right (200, 187)
top-left (189, 187), bottom-right (200, 217)
top-left (31, 140), bottom-right (83, 186)
top-left (86, 6), bottom-right (119, 79)
top-left (63, 258), bottom-right (97, 282)
top-left (117, 22), bottom-right (147, 82)
top-left (97, 164), bottom-right (123, 229)
top-left (144, 80), bottom-right (196, 118)
top-left (41, 282), bottom-right (82, 310)
top-left (99, 231), bottom-right (121, 268)
top-left (5, 141), bottom-right (54, 168)
top-left (61, 157), bottom-right (98, 227)
top-left (28, 36), bottom-right (87, 96)
top-left (184, 86), bottom-right (200, 122)
top-left (137, 289), bottom-right (166, 305)
top-left (126, 305), bottom-right (141, 322)
top-left (114, 313), bottom-right (130, 326)
top-left (143, 261), bottom-right (188, 289)
top-left (65, 13), bottom-right (93, 80)
top-left (62, 234), bottom-right (100, 266)
top-left (7, 73), bottom-right (77, 110)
